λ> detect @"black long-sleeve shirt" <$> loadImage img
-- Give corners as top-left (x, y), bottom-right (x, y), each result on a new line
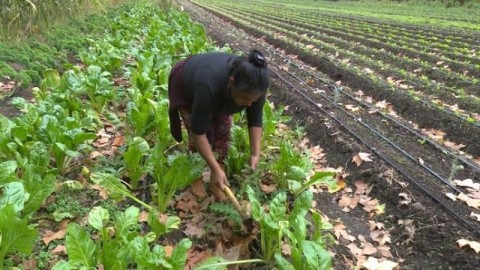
top-left (181, 52), bottom-right (265, 135)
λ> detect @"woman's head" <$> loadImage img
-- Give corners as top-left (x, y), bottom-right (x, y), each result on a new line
top-left (229, 49), bottom-right (269, 107)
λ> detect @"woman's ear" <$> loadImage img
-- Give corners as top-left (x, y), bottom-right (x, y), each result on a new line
top-left (228, 76), bottom-right (235, 87)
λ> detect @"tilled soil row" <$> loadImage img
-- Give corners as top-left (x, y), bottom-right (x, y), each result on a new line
top-left (214, 3), bottom-right (480, 81)
top-left (297, 10), bottom-right (480, 47)
top-left (205, 4), bottom-right (479, 112)
top-left (177, 0), bottom-right (480, 269)
top-left (194, 1), bottom-right (480, 158)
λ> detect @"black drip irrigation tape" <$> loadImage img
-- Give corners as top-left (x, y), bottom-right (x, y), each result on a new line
top-left (206, 27), bottom-right (480, 236)
top-left (261, 45), bottom-right (480, 173)
top-left (200, 2), bottom-right (480, 129)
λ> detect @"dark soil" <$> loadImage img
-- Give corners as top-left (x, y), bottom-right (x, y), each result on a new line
top-left (195, 2), bottom-right (480, 158)
top-left (178, 0), bottom-right (480, 269)
top-left (0, 85), bottom-right (34, 118)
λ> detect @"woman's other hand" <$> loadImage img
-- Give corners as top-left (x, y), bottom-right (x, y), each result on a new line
top-left (249, 155), bottom-right (260, 170)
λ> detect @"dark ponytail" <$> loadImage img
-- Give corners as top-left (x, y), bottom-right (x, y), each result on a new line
top-left (230, 49), bottom-right (269, 95)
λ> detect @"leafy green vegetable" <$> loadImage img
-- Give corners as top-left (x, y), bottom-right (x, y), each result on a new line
top-left (65, 223), bottom-right (99, 268)
top-left (123, 137), bottom-right (150, 189)
top-left (150, 152), bottom-right (204, 213)
top-left (0, 205), bottom-right (38, 268)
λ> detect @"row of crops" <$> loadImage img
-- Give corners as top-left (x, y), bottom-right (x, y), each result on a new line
top-left (0, 3), bottom-right (338, 269)
top-left (258, 0), bottom-right (480, 29)
top-left (194, 0), bottom-right (480, 126)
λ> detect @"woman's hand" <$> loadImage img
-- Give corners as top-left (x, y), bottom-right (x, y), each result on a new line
top-left (249, 155), bottom-right (260, 170)
top-left (211, 167), bottom-right (229, 190)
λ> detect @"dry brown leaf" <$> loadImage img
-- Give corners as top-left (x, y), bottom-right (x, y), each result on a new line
top-left (91, 184), bottom-right (108, 200)
top-left (112, 136), bottom-right (125, 147)
top-left (362, 257), bottom-right (399, 270)
top-left (185, 249), bottom-right (212, 269)
top-left (260, 183), bottom-right (277, 194)
top-left (305, 44), bottom-right (315, 50)
top-left (184, 222), bottom-right (206, 238)
top-left (377, 245), bottom-right (393, 258)
top-left (22, 258), bottom-right (37, 270)
top-left (454, 179), bottom-right (480, 191)
top-left (90, 151), bottom-right (103, 159)
top-left (370, 230), bottom-right (391, 245)
top-left (457, 193), bottom-right (480, 210)
top-left (42, 229), bottom-right (66, 245)
top-left (444, 140), bottom-right (466, 151)
top-left (398, 192), bottom-right (412, 205)
top-left (418, 158), bottom-right (424, 165)
top-left (338, 194), bottom-right (352, 208)
top-left (333, 223), bottom-right (347, 239)
top-left (445, 193), bottom-right (457, 201)
top-left (375, 100), bottom-right (390, 110)
top-left (422, 128), bottom-right (446, 143)
top-left (457, 239), bottom-right (480, 253)
top-left (470, 212), bottom-right (480, 221)
top-left (176, 190), bottom-right (200, 214)
top-left (347, 243), bottom-right (363, 257)
top-left (333, 223), bottom-right (356, 242)
top-left (352, 153), bottom-right (373, 167)
top-left (96, 137), bottom-right (110, 145)
top-left (139, 211), bottom-right (149, 222)
top-left (361, 242), bottom-right (377, 255)
top-left (281, 242), bottom-right (292, 256)
top-left (191, 178), bottom-right (207, 199)
top-left (51, 244), bottom-right (67, 255)
top-left (346, 104), bottom-right (361, 112)
top-left (355, 181), bottom-right (369, 191)
top-left (368, 221), bottom-right (385, 231)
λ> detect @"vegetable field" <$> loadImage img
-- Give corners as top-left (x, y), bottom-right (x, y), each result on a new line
top-left (1, 2), bottom-right (337, 269)
top-left (179, 0), bottom-right (480, 268)
top-left (0, 0), bottom-right (479, 269)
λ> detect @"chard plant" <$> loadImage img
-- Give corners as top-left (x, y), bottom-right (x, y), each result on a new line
top-left (226, 124), bottom-right (250, 175)
top-left (246, 186), bottom-right (332, 268)
top-left (0, 160), bottom-right (56, 269)
top-left (126, 87), bottom-right (158, 137)
top-left (271, 141), bottom-right (313, 189)
top-left (147, 149), bottom-right (204, 213)
top-left (83, 65), bottom-right (116, 113)
top-left (53, 206), bottom-right (189, 269)
top-left (123, 137), bottom-right (151, 189)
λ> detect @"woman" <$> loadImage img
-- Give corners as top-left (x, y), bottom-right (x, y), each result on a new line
top-left (168, 49), bottom-right (269, 195)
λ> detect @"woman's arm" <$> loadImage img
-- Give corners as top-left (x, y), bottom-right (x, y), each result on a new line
top-left (248, 126), bottom-right (262, 170)
top-left (192, 134), bottom-right (228, 188)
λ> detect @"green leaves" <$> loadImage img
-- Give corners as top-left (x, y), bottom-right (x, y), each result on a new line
top-left (0, 205), bottom-right (38, 266)
top-left (123, 137), bottom-right (150, 189)
top-left (155, 153), bottom-right (204, 213)
top-left (88, 206), bottom-right (110, 231)
top-left (65, 223), bottom-right (99, 268)
top-left (0, 160), bottom-right (17, 184)
top-left (0, 182), bottom-right (28, 213)
top-left (148, 210), bottom-right (180, 238)
top-left (89, 173), bottom-right (152, 210)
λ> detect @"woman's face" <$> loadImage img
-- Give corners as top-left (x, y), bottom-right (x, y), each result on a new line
top-left (229, 77), bottom-right (262, 107)
top-left (231, 86), bottom-right (262, 107)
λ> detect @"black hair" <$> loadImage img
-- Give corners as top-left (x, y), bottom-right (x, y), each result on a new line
top-left (229, 49), bottom-right (269, 95)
